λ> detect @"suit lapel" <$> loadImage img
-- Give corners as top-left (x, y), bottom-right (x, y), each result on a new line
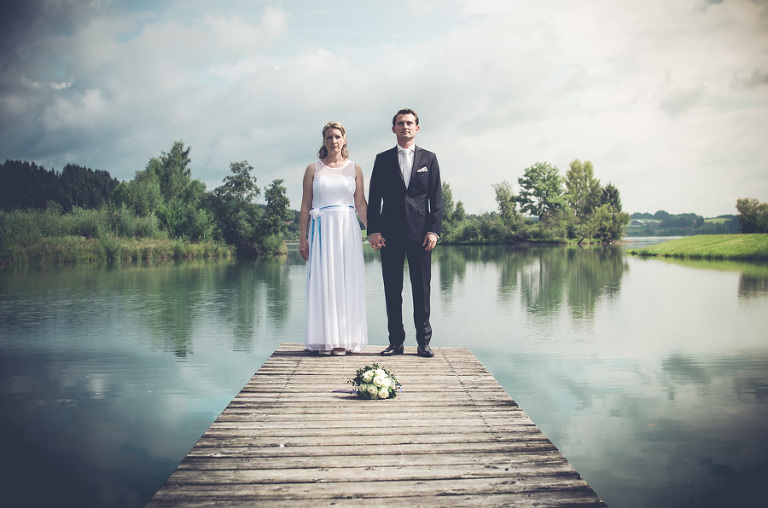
top-left (411, 146), bottom-right (421, 177)
top-left (389, 146), bottom-right (405, 188)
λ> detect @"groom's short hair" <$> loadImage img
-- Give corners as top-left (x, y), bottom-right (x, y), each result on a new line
top-left (393, 108), bottom-right (419, 127)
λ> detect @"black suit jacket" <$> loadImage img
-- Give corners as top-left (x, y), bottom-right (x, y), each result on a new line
top-left (368, 146), bottom-right (443, 243)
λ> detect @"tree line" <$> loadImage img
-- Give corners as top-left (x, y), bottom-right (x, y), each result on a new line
top-left (3, 147), bottom-right (765, 263)
top-left (0, 160), bottom-right (119, 212)
top-left (1, 141), bottom-right (292, 257)
top-left (438, 159), bottom-right (631, 244)
top-left (626, 210), bottom-right (739, 236)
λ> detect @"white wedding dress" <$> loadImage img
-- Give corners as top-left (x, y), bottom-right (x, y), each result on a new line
top-left (305, 160), bottom-right (368, 352)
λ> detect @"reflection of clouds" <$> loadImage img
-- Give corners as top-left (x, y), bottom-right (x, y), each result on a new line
top-left (661, 354), bottom-right (710, 386)
top-left (1, 347), bottom-right (266, 506)
top-left (512, 353), bottom-right (768, 508)
top-left (645, 256), bottom-right (768, 299)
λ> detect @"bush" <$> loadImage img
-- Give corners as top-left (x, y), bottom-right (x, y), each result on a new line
top-left (134, 214), bottom-right (160, 238)
top-left (255, 235), bottom-right (287, 255)
top-left (98, 234), bottom-right (122, 262)
top-left (69, 207), bottom-right (102, 237)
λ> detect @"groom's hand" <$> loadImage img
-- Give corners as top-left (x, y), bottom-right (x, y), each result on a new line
top-left (369, 233), bottom-right (386, 250)
top-left (423, 233), bottom-right (438, 251)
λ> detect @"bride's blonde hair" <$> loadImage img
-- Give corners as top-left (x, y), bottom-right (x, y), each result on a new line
top-left (318, 121), bottom-right (350, 159)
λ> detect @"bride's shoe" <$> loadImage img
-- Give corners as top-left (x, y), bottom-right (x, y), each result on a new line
top-left (332, 347), bottom-right (346, 356)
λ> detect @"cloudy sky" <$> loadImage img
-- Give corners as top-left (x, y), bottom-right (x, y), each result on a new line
top-left (2, 0), bottom-right (767, 217)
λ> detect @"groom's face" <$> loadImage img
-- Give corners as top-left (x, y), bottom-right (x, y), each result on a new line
top-left (392, 114), bottom-right (419, 144)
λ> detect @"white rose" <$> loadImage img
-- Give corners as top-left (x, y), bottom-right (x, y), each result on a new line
top-left (358, 384), bottom-right (368, 393)
top-left (380, 377), bottom-right (391, 388)
top-left (373, 375), bottom-right (385, 387)
top-left (378, 387), bottom-right (390, 399)
top-left (363, 370), bottom-right (374, 382)
top-left (375, 369), bottom-right (386, 377)
top-left (367, 385), bottom-right (378, 396)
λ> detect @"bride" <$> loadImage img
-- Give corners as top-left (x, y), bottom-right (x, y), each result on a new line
top-left (299, 121), bottom-right (369, 355)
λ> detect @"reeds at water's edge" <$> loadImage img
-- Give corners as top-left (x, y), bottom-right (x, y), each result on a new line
top-left (0, 208), bottom-right (235, 265)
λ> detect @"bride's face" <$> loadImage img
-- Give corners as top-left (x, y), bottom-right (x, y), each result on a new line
top-left (323, 128), bottom-right (345, 155)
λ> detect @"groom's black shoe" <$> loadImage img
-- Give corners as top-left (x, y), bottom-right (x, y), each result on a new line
top-left (380, 344), bottom-right (404, 356)
top-left (417, 344), bottom-right (434, 358)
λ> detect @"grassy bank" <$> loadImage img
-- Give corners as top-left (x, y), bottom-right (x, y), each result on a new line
top-left (628, 234), bottom-right (768, 261)
top-left (0, 207), bottom-right (242, 266)
top-left (1, 236), bottom-right (235, 266)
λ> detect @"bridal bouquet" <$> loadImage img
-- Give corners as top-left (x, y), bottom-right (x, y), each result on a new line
top-left (349, 363), bottom-right (401, 400)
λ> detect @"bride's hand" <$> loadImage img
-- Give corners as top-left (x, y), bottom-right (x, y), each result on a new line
top-left (368, 233), bottom-right (385, 250)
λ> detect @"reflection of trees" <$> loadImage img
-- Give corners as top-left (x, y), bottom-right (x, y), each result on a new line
top-left (212, 256), bottom-right (292, 351)
top-left (434, 246), bottom-right (468, 296)
top-left (433, 246), bottom-right (490, 296)
top-left (497, 247), bottom-right (543, 300)
top-left (518, 246), bottom-right (627, 318)
top-left (739, 274), bottom-right (768, 297)
top-left (133, 260), bottom-right (222, 357)
top-left (435, 245), bottom-right (628, 318)
top-left (118, 257), bottom-right (294, 356)
top-left (737, 262), bottom-right (768, 298)
top-left (565, 247), bottom-right (626, 318)
top-left (518, 248), bottom-right (568, 315)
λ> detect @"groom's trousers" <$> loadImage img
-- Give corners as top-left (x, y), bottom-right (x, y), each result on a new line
top-left (379, 233), bottom-right (432, 347)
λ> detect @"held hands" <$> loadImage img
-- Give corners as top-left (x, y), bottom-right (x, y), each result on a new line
top-left (369, 233), bottom-right (386, 250)
top-left (369, 233), bottom-right (437, 251)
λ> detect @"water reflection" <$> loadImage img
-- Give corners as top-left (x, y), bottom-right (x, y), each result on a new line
top-left (1, 245), bottom-right (767, 508)
top-left (636, 255), bottom-right (768, 299)
top-left (206, 257), bottom-right (294, 351)
top-left (435, 245), bottom-right (628, 318)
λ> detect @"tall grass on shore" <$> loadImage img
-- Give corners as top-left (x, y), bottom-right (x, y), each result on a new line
top-left (1, 208), bottom-right (234, 265)
top-left (629, 234), bottom-right (768, 262)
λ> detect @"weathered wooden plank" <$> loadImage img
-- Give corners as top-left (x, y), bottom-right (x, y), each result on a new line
top-left (149, 476), bottom-right (601, 504)
top-left (173, 451), bottom-right (573, 471)
top-left (147, 343), bottom-right (605, 507)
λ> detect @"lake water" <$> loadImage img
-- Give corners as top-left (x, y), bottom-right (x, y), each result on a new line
top-left (1, 240), bottom-right (767, 507)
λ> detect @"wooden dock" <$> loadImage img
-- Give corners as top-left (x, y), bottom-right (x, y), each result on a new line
top-left (147, 343), bottom-right (605, 507)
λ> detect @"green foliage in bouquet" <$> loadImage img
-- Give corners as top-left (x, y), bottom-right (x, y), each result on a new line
top-left (349, 363), bottom-right (401, 400)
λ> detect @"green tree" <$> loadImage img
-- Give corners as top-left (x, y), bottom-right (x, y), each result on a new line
top-left (208, 161), bottom-right (262, 252)
top-left (565, 159), bottom-right (602, 221)
top-left (218, 160), bottom-right (260, 205)
top-left (516, 162), bottom-right (567, 220)
top-left (602, 182), bottom-right (622, 211)
top-left (148, 141), bottom-right (192, 202)
top-left (137, 141), bottom-right (212, 240)
top-left (493, 181), bottom-right (515, 225)
top-left (736, 198), bottom-right (768, 233)
top-left (587, 204), bottom-right (630, 242)
top-left (261, 179), bottom-right (292, 238)
top-left (112, 171), bottom-right (163, 217)
top-left (576, 182), bottom-right (630, 242)
top-left (441, 182), bottom-right (455, 224)
top-left (454, 201), bottom-right (466, 223)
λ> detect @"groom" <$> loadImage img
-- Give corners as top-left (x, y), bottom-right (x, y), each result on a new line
top-left (368, 108), bottom-right (443, 358)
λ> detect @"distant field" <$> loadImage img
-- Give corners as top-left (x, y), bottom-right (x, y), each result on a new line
top-left (628, 234), bottom-right (768, 261)
top-left (704, 218), bottom-right (732, 224)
